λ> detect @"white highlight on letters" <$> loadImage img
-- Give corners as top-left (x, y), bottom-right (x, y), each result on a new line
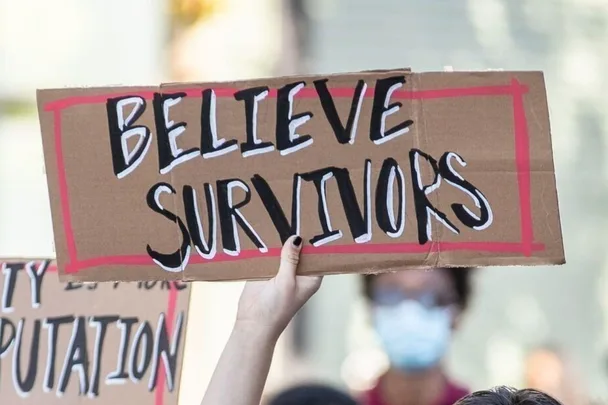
top-left (386, 164), bottom-right (406, 238)
top-left (412, 151), bottom-right (459, 242)
top-left (115, 97), bottom-right (152, 179)
top-left (160, 95), bottom-right (198, 174)
top-left (312, 172), bottom-right (343, 247)
top-left (443, 152), bottom-right (493, 230)
top-left (223, 180), bottom-right (268, 256)
top-left (243, 89), bottom-right (275, 157)
top-left (280, 83), bottom-right (313, 156)
top-left (203, 90), bottom-right (239, 159)
top-left (374, 82), bottom-right (410, 145)
top-left (152, 185), bottom-right (191, 272)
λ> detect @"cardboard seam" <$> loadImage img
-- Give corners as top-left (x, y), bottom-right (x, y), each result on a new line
top-left (160, 82), bottom-right (187, 281)
top-left (414, 74), bottom-right (440, 267)
top-left (36, 70), bottom-right (563, 281)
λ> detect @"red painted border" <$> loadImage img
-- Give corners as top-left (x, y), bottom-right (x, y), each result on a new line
top-left (46, 263), bottom-right (179, 405)
top-left (510, 79), bottom-right (534, 255)
top-left (43, 78), bottom-right (540, 405)
top-left (155, 287), bottom-right (178, 405)
top-left (44, 80), bottom-right (541, 276)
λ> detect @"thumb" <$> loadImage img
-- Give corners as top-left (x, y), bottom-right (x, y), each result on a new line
top-left (276, 235), bottom-right (303, 282)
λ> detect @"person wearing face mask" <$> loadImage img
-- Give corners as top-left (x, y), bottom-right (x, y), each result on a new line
top-left (197, 244), bottom-right (562, 405)
top-left (360, 267), bottom-right (474, 405)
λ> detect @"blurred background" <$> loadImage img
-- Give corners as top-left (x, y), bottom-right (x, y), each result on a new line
top-left (0, 0), bottom-right (606, 404)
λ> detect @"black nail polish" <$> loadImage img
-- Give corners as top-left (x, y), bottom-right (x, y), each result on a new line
top-left (293, 236), bottom-right (302, 247)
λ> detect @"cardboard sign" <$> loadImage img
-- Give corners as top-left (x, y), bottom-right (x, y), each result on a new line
top-left (37, 70), bottom-right (564, 282)
top-left (0, 260), bottom-right (190, 404)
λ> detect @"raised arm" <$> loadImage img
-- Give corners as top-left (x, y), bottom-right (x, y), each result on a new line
top-left (200, 236), bottom-right (323, 405)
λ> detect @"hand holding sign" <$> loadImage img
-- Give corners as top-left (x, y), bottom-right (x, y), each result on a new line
top-left (201, 237), bottom-right (322, 405)
top-left (236, 236), bottom-right (323, 339)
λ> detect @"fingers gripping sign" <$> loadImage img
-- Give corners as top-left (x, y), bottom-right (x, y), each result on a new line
top-left (236, 235), bottom-right (323, 339)
top-left (201, 237), bottom-right (322, 405)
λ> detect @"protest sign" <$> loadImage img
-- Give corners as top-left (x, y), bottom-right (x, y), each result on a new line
top-left (0, 260), bottom-right (189, 404)
top-left (37, 69), bottom-right (564, 282)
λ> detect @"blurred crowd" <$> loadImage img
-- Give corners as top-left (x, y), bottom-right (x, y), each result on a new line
top-left (263, 267), bottom-right (590, 405)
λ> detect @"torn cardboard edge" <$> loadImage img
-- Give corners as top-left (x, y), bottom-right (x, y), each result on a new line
top-left (37, 69), bottom-right (564, 283)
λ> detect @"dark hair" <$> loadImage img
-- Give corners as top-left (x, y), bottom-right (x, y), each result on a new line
top-left (361, 267), bottom-right (474, 309)
top-left (267, 384), bottom-right (357, 405)
top-left (455, 386), bottom-right (562, 405)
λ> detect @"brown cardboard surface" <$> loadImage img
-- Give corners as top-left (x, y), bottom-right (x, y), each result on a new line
top-left (0, 259), bottom-right (190, 403)
top-left (37, 70), bottom-right (564, 282)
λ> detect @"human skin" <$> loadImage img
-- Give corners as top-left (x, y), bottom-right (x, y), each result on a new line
top-left (199, 235), bottom-right (323, 405)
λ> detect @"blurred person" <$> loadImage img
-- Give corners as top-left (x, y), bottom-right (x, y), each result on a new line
top-left (198, 238), bottom-right (562, 405)
top-left (266, 384), bottom-right (358, 405)
top-left (524, 345), bottom-right (586, 405)
top-left (360, 268), bottom-right (474, 405)
top-left (454, 386), bottom-right (561, 405)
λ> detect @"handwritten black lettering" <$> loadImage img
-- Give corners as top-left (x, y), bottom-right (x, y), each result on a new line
top-left (439, 152), bottom-right (493, 230)
top-left (43, 316), bottom-right (74, 392)
top-left (25, 261), bottom-right (49, 309)
top-left (334, 164), bottom-right (371, 243)
top-left (276, 81), bottom-right (313, 155)
top-left (1, 263), bottom-right (21, 313)
top-left (106, 317), bottom-right (138, 385)
top-left (314, 79), bottom-right (367, 144)
top-left (300, 168), bottom-right (343, 246)
top-left (370, 76), bottom-right (413, 145)
top-left (129, 322), bottom-right (153, 383)
top-left (145, 282), bottom-right (158, 290)
top-left (201, 89), bottom-right (238, 159)
top-left (106, 96), bottom-right (152, 179)
top-left (184, 184), bottom-right (217, 260)
top-left (251, 173), bottom-right (301, 244)
top-left (153, 92), bottom-right (198, 174)
top-left (376, 158), bottom-right (406, 238)
top-left (0, 317), bottom-right (16, 383)
top-left (64, 282), bottom-right (82, 291)
top-left (88, 315), bottom-right (119, 397)
top-left (57, 316), bottom-right (89, 396)
top-left (148, 312), bottom-right (184, 392)
top-left (12, 319), bottom-right (41, 397)
top-left (216, 179), bottom-right (268, 256)
top-left (410, 149), bottom-right (459, 244)
top-left (146, 182), bottom-right (191, 272)
top-left (234, 86), bottom-right (275, 157)
top-left (174, 281), bottom-right (188, 290)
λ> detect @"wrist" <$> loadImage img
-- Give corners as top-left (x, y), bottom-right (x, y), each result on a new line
top-left (232, 319), bottom-right (282, 346)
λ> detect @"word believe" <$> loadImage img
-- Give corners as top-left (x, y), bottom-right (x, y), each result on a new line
top-left (107, 76), bottom-right (414, 177)
top-left (105, 76), bottom-right (493, 273)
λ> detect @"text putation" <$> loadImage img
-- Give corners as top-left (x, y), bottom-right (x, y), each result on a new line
top-left (0, 260), bottom-right (189, 404)
top-left (37, 70), bottom-right (565, 282)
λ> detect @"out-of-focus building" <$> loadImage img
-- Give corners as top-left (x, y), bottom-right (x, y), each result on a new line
top-left (0, 0), bottom-right (167, 258)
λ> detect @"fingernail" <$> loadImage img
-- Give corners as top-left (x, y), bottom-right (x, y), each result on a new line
top-left (293, 236), bottom-right (302, 247)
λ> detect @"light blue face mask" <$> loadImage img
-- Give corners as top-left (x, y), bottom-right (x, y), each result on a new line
top-left (373, 299), bottom-right (452, 372)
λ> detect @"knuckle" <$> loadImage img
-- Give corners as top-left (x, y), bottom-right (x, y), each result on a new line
top-left (283, 251), bottom-right (300, 265)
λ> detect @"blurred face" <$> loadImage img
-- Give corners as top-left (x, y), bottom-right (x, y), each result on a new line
top-left (370, 270), bottom-right (462, 373)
